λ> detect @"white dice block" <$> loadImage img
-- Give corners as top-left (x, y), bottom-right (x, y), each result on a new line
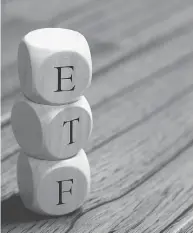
top-left (18, 28), bottom-right (92, 105)
top-left (17, 149), bottom-right (90, 215)
top-left (11, 95), bottom-right (93, 160)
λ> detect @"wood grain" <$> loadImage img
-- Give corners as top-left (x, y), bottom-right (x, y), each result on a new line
top-left (2, 30), bottom-right (193, 161)
top-left (2, 54), bottom-right (193, 232)
top-left (173, 219), bottom-right (193, 233)
top-left (62, 140), bottom-right (193, 233)
top-left (2, 86), bottom-right (193, 232)
top-left (2, 0), bottom-right (193, 232)
top-left (164, 208), bottom-right (193, 233)
top-left (2, 0), bottom-right (193, 118)
top-left (3, 26), bottom-right (193, 120)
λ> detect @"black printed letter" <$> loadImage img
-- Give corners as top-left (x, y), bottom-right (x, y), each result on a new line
top-left (54, 66), bottom-right (75, 92)
top-left (63, 117), bottom-right (79, 145)
top-left (57, 179), bottom-right (73, 205)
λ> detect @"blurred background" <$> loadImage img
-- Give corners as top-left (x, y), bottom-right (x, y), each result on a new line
top-left (2, 0), bottom-right (193, 231)
top-left (2, 0), bottom-right (193, 113)
top-left (2, 0), bottom-right (193, 118)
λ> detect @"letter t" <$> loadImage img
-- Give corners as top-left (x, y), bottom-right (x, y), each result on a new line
top-left (63, 117), bottom-right (80, 145)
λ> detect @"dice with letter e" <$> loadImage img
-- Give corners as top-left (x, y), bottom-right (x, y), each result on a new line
top-left (17, 149), bottom-right (90, 215)
top-left (11, 95), bottom-right (93, 160)
top-left (18, 28), bottom-right (92, 105)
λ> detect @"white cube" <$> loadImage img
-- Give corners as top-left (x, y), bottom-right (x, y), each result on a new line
top-left (18, 28), bottom-right (92, 105)
top-left (11, 94), bottom-right (93, 160)
top-left (17, 149), bottom-right (91, 215)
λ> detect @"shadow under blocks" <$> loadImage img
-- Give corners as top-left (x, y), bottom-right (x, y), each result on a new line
top-left (1, 194), bottom-right (83, 224)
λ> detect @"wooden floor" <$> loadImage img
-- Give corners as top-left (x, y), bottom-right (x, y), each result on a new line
top-left (1, 0), bottom-right (193, 232)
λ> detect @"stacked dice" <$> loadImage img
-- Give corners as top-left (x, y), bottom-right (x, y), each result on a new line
top-left (11, 28), bottom-right (93, 216)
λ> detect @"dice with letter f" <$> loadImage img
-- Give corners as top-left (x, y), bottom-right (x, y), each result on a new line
top-left (17, 149), bottom-right (90, 215)
top-left (12, 28), bottom-right (93, 216)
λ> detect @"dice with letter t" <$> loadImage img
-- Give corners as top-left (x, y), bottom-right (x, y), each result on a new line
top-left (18, 28), bottom-right (92, 105)
top-left (17, 149), bottom-right (90, 215)
top-left (11, 95), bottom-right (93, 160)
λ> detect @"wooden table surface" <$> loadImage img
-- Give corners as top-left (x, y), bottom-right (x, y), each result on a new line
top-left (1, 0), bottom-right (193, 232)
